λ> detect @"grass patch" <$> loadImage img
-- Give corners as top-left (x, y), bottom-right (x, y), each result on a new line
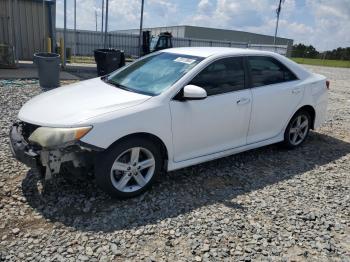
top-left (292, 57), bottom-right (350, 68)
top-left (70, 56), bottom-right (95, 64)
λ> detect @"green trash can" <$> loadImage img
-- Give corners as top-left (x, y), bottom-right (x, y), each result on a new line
top-left (33, 53), bottom-right (60, 89)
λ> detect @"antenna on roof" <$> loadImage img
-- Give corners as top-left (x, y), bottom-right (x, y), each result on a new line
top-left (273, 0), bottom-right (285, 45)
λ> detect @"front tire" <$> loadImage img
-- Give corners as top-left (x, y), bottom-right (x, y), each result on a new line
top-left (283, 110), bottom-right (311, 149)
top-left (95, 137), bottom-right (162, 198)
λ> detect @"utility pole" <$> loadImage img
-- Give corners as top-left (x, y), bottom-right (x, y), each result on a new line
top-left (74, 0), bottom-right (77, 58)
top-left (42, 0), bottom-right (45, 51)
top-left (101, 0), bottom-right (104, 46)
top-left (95, 10), bottom-right (98, 32)
top-left (104, 0), bottom-right (109, 48)
top-left (138, 0), bottom-right (145, 57)
top-left (63, 0), bottom-right (67, 68)
top-left (14, 0), bottom-right (19, 64)
top-left (273, 0), bottom-right (284, 45)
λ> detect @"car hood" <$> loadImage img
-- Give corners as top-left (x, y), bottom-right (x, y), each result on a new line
top-left (18, 78), bottom-right (151, 127)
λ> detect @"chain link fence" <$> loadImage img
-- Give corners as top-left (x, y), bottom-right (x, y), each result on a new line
top-left (172, 37), bottom-right (248, 49)
top-left (56, 28), bottom-right (288, 63)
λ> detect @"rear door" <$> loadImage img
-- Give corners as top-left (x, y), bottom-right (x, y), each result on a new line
top-left (170, 56), bottom-right (252, 162)
top-left (246, 56), bottom-right (303, 144)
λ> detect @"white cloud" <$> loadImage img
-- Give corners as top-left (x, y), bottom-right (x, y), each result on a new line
top-left (185, 0), bottom-right (350, 50)
top-left (304, 0), bottom-right (350, 50)
top-left (56, 0), bottom-right (142, 30)
top-left (187, 0), bottom-right (277, 31)
top-left (56, 0), bottom-right (350, 50)
top-left (198, 0), bottom-right (214, 13)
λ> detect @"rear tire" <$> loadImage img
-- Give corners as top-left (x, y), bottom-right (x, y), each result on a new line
top-left (283, 110), bottom-right (311, 149)
top-left (95, 137), bottom-right (162, 198)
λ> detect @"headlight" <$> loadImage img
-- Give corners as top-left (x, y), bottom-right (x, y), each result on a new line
top-left (28, 126), bottom-right (92, 148)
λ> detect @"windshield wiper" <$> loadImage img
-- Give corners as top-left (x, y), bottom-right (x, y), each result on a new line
top-left (103, 79), bottom-right (155, 96)
top-left (100, 74), bottom-right (110, 81)
top-left (105, 80), bottom-right (134, 92)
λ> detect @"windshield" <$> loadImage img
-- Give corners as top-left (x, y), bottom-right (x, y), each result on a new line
top-left (106, 52), bottom-right (203, 96)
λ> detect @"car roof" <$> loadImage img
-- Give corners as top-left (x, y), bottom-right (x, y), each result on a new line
top-left (161, 47), bottom-right (273, 58)
top-left (160, 47), bottom-right (312, 80)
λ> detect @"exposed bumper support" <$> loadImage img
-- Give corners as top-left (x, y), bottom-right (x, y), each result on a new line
top-left (9, 123), bottom-right (100, 180)
top-left (40, 150), bottom-right (85, 180)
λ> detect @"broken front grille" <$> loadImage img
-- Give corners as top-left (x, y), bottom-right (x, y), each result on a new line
top-left (20, 122), bottom-right (40, 141)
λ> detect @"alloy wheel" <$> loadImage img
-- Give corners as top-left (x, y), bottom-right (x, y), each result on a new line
top-left (110, 147), bottom-right (155, 193)
top-left (288, 114), bottom-right (309, 146)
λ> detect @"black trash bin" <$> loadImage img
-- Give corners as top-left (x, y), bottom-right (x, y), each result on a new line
top-left (33, 53), bottom-right (60, 89)
top-left (94, 49), bottom-right (125, 76)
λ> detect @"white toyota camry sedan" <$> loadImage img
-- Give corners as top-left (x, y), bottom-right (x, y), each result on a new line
top-left (10, 47), bottom-right (329, 198)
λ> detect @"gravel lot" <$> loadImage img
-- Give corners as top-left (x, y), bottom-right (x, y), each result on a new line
top-left (0, 65), bottom-right (349, 261)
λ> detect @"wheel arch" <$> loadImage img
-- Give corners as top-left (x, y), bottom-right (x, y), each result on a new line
top-left (283, 104), bottom-right (316, 137)
top-left (294, 105), bottom-right (316, 129)
top-left (107, 132), bottom-right (169, 166)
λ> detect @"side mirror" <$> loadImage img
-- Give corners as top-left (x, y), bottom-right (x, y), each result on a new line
top-left (183, 85), bottom-right (207, 100)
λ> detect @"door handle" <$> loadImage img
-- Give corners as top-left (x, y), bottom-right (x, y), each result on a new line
top-left (292, 88), bottom-right (301, 94)
top-left (236, 98), bottom-right (250, 105)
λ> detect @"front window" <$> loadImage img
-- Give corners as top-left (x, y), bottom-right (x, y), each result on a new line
top-left (106, 52), bottom-right (203, 95)
top-left (190, 57), bottom-right (245, 96)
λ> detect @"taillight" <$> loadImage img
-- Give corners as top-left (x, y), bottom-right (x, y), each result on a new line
top-left (326, 80), bottom-right (330, 89)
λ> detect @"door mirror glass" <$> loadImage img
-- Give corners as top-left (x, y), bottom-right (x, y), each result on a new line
top-left (183, 85), bottom-right (207, 100)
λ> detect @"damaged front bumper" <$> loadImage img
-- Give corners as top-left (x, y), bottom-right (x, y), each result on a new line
top-left (9, 122), bottom-right (102, 180)
top-left (9, 122), bottom-right (39, 169)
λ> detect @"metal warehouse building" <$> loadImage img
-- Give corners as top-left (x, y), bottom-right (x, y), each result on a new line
top-left (117, 25), bottom-right (294, 54)
top-left (0, 0), bottom-right (56, 61)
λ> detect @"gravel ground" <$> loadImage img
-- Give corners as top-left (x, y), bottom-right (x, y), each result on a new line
top-left (0, 66), bottom-right (349, 262)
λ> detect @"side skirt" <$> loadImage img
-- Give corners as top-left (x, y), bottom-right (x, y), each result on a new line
top-left (167, 135), bottom-right (284, 171)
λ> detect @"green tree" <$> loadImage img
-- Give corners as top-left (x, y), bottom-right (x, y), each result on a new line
top-left (292, 43), bottom-right (319, 58)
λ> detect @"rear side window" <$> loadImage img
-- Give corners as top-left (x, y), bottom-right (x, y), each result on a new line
top-left (248, 56), bottom-right (297, 88)
top-left (190, 57), bottom-right (245, 96)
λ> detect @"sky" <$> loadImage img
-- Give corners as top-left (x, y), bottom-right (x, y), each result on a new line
top-left (56, 0), bottom-right (350, 51)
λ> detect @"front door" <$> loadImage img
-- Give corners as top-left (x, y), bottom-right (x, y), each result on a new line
top-left (170, 57), bottom-right (252, 162)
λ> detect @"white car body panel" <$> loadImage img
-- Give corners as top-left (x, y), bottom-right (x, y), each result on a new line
top-left (170, 89), bottom-right (252, 162)
top-left (18, 78), bottom-right (151, 127)
top-left (247, 80), bottom-right (305, 144)
top-left (17, 47), bottom-right (328, 172)
top-left (80, 100), bottom-right (174, 159)
top-left (167, 134), bottom-right (284, 171)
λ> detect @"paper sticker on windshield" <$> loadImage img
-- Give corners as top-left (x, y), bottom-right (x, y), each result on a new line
top-left (174, 57), bottom-right (196, 64)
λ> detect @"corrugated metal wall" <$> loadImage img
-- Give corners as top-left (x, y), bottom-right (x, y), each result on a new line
top-left (0, 0), bottom-right (52, 60)
top-left (172, 37), bottom-right (248, 49)
top-left (183, 26), bottom-right (293, 56)
top-left (56, 29), bottom-right (140, 57)
top-left (115, 26), bottom-right (293, 56)
top-left (116, 26), bottom-right (187, 38)
top-left (56, 29), bottom-right (288, 57)
top-left (0, 0), bottom-right (14, 46)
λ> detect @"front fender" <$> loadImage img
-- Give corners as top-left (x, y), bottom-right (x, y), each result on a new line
top-left (80, 104), bottom-right (174, 163)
